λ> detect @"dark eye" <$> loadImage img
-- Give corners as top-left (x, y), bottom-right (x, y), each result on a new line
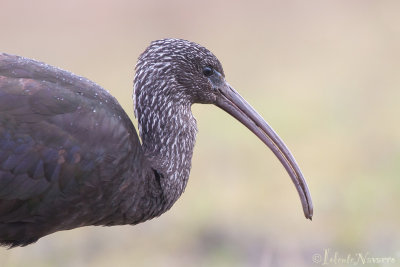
top-left (202, 66), bottom-right (214, 77)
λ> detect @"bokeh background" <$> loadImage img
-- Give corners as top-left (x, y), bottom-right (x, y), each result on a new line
top-left (1, 0), bottom-right (400, 266)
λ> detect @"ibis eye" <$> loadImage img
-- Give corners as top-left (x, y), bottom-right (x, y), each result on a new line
top-left (202, 66), bottom-right (214, 77)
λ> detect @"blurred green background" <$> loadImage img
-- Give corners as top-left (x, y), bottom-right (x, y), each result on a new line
top-left (1, 0), bottom-right (400, 266)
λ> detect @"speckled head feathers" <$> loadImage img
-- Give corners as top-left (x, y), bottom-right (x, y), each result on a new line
top-left (134, 39), bottom-right (225, 110)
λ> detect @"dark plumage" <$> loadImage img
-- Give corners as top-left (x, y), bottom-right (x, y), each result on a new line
top-left (0, 39), bottom-right (313, 248)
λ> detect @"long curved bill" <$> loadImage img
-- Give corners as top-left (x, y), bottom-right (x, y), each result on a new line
top-left (215, 81), bottom-right (313, 220)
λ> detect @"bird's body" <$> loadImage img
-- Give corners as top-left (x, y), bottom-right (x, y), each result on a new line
top-left (0, 53), bottom-right (165, 246)
top-left (0, 39), bottom-right (313, 248)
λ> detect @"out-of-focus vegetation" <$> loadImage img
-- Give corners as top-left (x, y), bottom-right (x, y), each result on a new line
top-left (1, 0), bottom-right (399, 266)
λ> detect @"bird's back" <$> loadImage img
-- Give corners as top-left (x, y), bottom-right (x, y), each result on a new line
top-left (0, 53), bottom-right (144, 247)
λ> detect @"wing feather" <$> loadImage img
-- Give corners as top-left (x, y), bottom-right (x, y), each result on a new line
top-left (0, 53), bottom-right (141, 224)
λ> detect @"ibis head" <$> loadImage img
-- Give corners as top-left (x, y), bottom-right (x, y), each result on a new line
top-left (134, 39), bottom-right (313, 219)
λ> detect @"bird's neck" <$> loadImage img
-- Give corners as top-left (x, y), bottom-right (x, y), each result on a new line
top-left (136, 97), bottom-right (198, 207)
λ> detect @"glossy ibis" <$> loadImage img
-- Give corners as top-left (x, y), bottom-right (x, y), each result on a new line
top-left (0, 39), bottom-right (313, 247)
